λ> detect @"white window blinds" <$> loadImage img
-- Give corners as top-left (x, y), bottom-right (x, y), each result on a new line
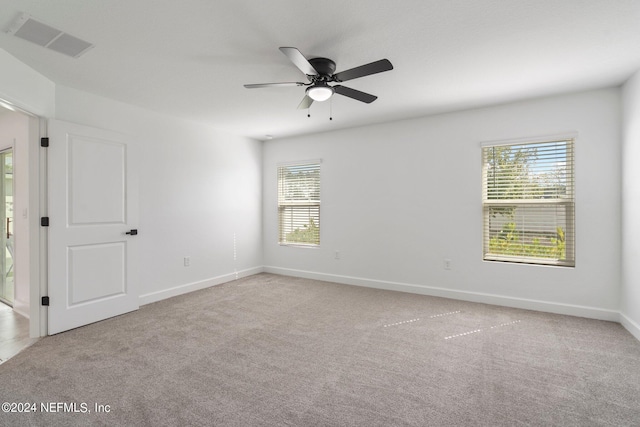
top-left (278, 162), bottom-right (321, 246)
top-left (482, 139), bottom-right (575, 266)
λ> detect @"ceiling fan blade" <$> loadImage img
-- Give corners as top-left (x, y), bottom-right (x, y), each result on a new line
top-left (333, 59), bottom-right (393, 82)
top-left (297, 95), bottom-right (314, 109)
top-left (333, 85), bottom-right (378, 103)
top-left (279, 47), bottom-right (319, 76)
top-left (244, 82), bottom-right (306, 89)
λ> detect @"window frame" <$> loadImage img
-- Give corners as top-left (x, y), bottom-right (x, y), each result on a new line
top-left (277, 160), bottom-right (321, 247)
top-left (481, 135), bottom-right (576, 267)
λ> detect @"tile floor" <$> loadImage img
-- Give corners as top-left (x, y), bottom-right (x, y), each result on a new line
top-left (0, 303), bottom-right (38, 364)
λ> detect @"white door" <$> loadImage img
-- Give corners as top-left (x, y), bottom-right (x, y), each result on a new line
top-left (48, 120), bottom-right (138, 334)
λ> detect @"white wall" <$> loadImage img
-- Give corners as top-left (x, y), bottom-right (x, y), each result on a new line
top-left (0, 49), bottom-right (55, 117)
top-left (263, 89), bottom-right (621, 320)
top-left (621, 71), bottom-right (640, 340)
top-left (54, 86), bottom-right (263, 304)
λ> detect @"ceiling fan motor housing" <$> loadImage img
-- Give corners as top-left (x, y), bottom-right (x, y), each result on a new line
top-left (308, 57), bottom-right (336, 79)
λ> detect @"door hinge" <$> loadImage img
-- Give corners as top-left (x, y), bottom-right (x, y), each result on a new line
top-left (40, 137), bottom-right (49, 147)
top-left (40, 217), bottom-right (49, 227)
top-left (41, 296), bottom-right (50, 306)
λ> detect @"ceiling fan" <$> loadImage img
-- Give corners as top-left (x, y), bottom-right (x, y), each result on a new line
top-left (244, 47), bottom-right (393, 109)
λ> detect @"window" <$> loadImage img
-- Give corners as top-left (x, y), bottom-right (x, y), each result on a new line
top-left (278, 161), bottom-right (321, 246)
top-left (482, 138), bottom-right (575, 266)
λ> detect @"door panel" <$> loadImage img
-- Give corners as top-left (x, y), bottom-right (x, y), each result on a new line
top-left (48, 120), bottom-right (138, 334)
top-left (68, 242), bottom-right (126, 305)
top-left (68, 135), bottom-right (126, 225)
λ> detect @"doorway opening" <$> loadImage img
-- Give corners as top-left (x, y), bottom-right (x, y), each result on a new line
top-left (0, 100), bottom-right (42, 363)
top-left (0, 148), bottom-right (13, 306)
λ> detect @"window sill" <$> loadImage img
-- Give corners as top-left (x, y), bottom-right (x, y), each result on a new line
top-left (483, 255), bottom-right (574, 268)
top-left (278, 242), bottom-right (320, 249)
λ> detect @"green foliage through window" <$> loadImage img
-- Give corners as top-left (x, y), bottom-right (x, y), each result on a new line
top-left (488, 222), bottom-right (566, 260)
top-left (285, 218), bottom-right (319, 245)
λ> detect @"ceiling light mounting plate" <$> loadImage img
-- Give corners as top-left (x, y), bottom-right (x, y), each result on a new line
top-left (308, 57), bottom-right (336, 78)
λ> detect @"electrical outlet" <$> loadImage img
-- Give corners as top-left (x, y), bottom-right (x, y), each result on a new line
top-left (184, 256), bottom-right (190, 267)
top-left (335, 250), bottom-right (340, 260)
top-left (444, 258), bottom-right (452, 270)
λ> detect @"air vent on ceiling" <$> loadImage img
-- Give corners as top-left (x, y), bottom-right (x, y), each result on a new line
top-left (6, 12), bottom-right (94, 58)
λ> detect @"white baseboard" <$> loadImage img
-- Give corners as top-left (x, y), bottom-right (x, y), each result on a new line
top-left (139, 266), bottom-right (264, 306)
top-left (620, 312), bottom-right (640, 341)
top-left (12, 298), bottom-right (30, 319)
top-left (264, 266), bottom-right (620, 322)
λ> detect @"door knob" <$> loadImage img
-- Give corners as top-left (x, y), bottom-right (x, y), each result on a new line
top-left (125, 229), bottom-right (138, 236)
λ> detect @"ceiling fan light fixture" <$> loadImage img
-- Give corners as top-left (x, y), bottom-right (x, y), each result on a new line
top-left (306, 84), bottom-right (334, 102)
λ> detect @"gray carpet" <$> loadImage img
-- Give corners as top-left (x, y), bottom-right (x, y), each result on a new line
top-left (1, 273), bottom-right (639, 426)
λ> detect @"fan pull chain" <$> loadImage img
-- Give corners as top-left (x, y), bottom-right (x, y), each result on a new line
top-left (329, 97), bottom-right (333, 121)
top-left (307, 103), bottom-right (311, 118)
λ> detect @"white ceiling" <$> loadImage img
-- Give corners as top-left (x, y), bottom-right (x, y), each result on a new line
top-left (0, 0), bottom-right (639, 140)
